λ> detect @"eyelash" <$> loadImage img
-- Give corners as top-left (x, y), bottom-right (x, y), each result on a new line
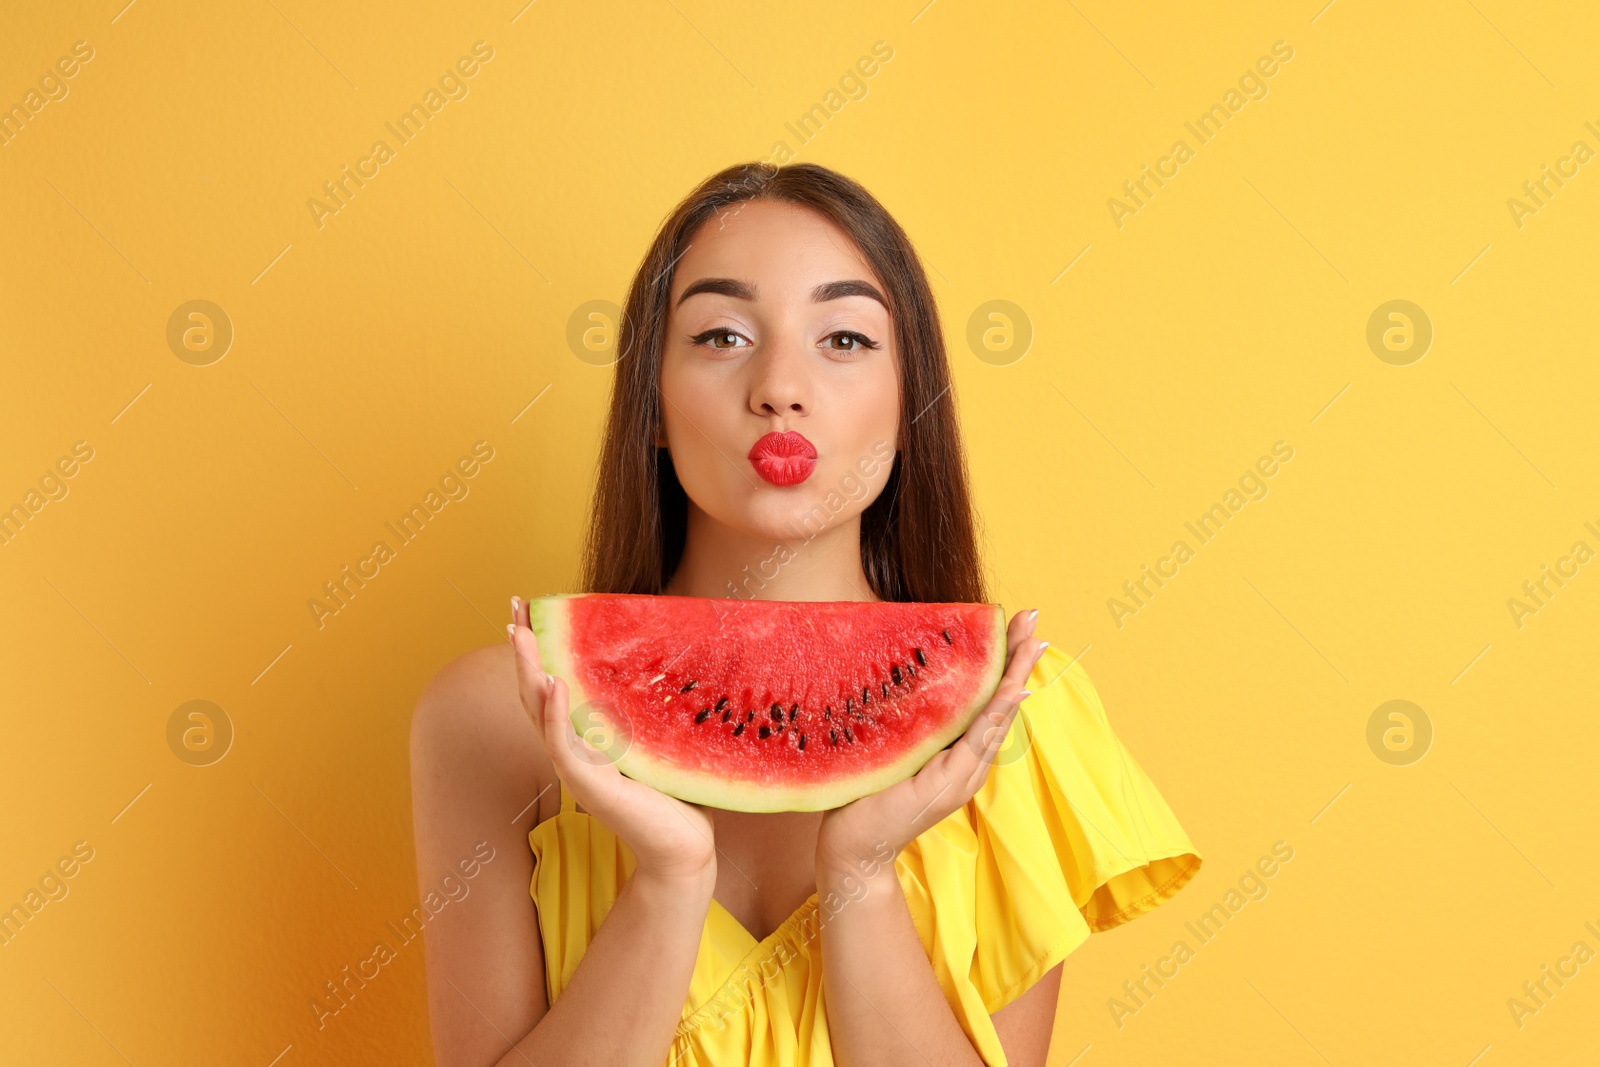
top-left (688, 328), bottom-right (881, 353)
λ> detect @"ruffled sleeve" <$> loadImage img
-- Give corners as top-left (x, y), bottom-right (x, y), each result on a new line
top-left (893, 642), bottom-right (1202, 1063)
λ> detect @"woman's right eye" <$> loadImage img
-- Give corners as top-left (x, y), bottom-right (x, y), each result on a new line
top-left (690, 329), bottom-right (748, 350)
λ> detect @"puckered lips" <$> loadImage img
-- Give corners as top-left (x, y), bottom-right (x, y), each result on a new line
top-left (748, 430), bottom-right (817, 486)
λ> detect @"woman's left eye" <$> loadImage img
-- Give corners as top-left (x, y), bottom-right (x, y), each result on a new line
top-left (823, 331), bottom-right (881, 353)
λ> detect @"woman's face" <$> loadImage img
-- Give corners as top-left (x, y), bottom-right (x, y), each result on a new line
top-left (659, 199), bottom-right (901, 544)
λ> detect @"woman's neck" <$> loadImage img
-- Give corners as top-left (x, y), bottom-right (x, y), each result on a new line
top-left (663, 502), bottom-right (880, 602)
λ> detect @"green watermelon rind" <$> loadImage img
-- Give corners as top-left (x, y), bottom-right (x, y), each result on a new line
top-left (525, 594), bottom-right (597, 710)
top-left (527, 595), bottom-right (1008, 813)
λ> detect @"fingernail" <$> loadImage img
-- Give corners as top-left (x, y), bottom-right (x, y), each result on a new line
top-left (1019, 689), bottom-right (1032, 700)
top-left (1038, 641), bottom-right (1049, 653)
top-left (1027, 609), bottom-right (1038, 635)
top-left (546, 672), bottom-right (557, 688)
top-left (506, 623), bottom-right (516, 640)
top-left (511, 595), bottom-right (519, 622)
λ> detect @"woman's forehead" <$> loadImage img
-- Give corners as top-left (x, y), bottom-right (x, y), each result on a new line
top-left (671, 201), bottom-right (883, 305)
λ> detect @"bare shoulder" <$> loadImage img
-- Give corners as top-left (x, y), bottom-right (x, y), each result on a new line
top-left (410, 641), bottom-right (555, 828)
top-left (415, 640), bottom-right (518, 708)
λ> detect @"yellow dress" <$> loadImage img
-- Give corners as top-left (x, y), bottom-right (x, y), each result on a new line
top-left (528, 642), bottom-right (1203, 1066)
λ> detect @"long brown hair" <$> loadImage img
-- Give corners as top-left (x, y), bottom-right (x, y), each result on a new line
top-left (579, 161), bottom-right (987, 604)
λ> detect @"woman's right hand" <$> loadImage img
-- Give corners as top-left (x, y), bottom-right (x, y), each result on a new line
top-left (510, 596), bottom-right (719, 884)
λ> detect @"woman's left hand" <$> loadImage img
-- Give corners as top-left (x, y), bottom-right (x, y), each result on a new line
top-left (815, 608), bottom-right (1047, 879)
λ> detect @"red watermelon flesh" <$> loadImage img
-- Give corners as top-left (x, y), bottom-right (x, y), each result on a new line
top-left (527, 594), bottom-right (1007, 812)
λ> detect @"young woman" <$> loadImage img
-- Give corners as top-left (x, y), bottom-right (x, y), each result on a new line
top-left (409, 162), bottom-right (1203, 1067)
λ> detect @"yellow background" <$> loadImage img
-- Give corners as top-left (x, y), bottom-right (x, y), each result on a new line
top-left (2, 0), bottom-right (1596, 1063)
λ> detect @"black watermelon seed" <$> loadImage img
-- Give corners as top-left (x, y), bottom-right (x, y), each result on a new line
top-left (844, 726), bottom-right (854, 743)
top-left (770, 703), bottom-right (783, 722)
top-left (823, 707), bottom-right (832, 720)
top-left (942, 629), bottom-right (952, 644)
top-left (798, 733), bottom-right (807, 750)
top-left (746, 710), bottom-right (754, 722)
top-left (891, 665), bottom-right (903, 686)
top-left (721, 708), bottom-right (731, 722)
top-left (914, 647), bottom-right (926, 666)
top-left (844, 697), bottom-right (853, 713)
top-left (758, 725), bottom-right (771, 739)
top-left (695, 707), bottom-right (711, 723)
top-left (861, 687), bottom-right (870, 705)
top-left (906, 661), bottom-right (916, 678)
top-left (715, 696), bottom-right (729, 712)
top-left (789, 703), bottom-right (799, 721)
top-left (733, 722), bottom-right (746, 737)
top-left (681, 680), bottom-right (697, 692)
top-left (881, 681), bottom-right (890, 698)
top-left (829, 728), bottom-right (838, 745)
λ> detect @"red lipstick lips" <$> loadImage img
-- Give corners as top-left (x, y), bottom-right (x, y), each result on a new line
top-left (748, 430), bottom-right (817, 486)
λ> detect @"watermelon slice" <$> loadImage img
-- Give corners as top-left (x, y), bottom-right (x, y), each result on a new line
top-left (527, 594), bottom-right (1008, 812)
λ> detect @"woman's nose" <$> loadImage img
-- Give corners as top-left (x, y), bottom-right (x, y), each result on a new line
top-left (749, 339), bottom-right (810, 417)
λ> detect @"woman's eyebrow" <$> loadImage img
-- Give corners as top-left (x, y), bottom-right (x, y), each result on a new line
top-left (674, 277), bottom-right (888, 309)
top-left (676, 277), bottom-right (755, 307)
top-left (813, 279), bottom-right (887, 308)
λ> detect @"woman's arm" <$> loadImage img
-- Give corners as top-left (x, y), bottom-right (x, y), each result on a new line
top-left (992, 961), bottom-right (1062, 1065)
top-left (502, 862), bottom-right (715, 1066)
top-left (410, 644), bottom-right (717, 1067)
top-left (410, 646), bottom-right (549, 1064)
top-left (814, 857), bottom-right (986, 1066)
top-left (814, 861), bottom-right (1062, 1066)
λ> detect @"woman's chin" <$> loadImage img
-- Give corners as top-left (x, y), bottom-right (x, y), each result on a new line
top-left (719, 497), bottom-right (852, 544)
